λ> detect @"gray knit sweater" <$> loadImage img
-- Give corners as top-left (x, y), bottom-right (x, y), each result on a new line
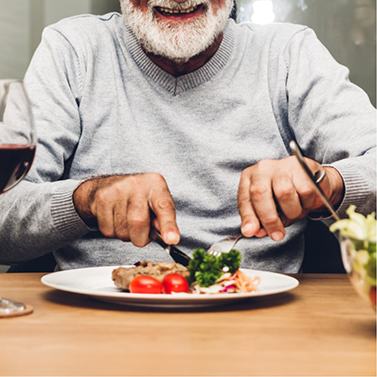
top-left (0, 13), bottom-right (375, 272)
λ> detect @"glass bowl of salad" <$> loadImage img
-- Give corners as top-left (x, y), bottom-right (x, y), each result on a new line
top-left (330, 205), bottom-right (376, 310)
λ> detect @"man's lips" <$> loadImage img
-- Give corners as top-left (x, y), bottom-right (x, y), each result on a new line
top-left (154, 4), bottom-right (204, 21)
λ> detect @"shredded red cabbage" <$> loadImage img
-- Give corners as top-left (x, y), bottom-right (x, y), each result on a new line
top-left (220, 284), bottom-right (237, 293)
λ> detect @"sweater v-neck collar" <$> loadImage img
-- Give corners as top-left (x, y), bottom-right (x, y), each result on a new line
top-left (123, 20), bottom-right (235, 95)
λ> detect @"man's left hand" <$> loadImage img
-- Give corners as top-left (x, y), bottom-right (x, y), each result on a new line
top-left (238, 156), bottom-right (344, 241)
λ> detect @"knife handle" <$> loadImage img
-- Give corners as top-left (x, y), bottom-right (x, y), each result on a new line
top-left (149, 227), bottom-right (191, 267)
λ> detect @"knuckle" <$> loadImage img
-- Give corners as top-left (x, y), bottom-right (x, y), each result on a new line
top-left (124, 174), bottom-right (139, 187)
top-left (131, 237), bottom-right (149, 248)
top-left (115, 228), bottom-right (130, 241)
top-left (298, 186), bottom-right (314, 200)
top-left (93, 190), bottom-right (108, 207)
top-left (254, 159), bottom-right (272, 170)
top-left (240, 168), bottom-right (252, 180)
top-left (150, 172), bottom-right (165, 181)
top-left (241, 161), bottom-right (268, 179)
top-left (99, 226), bottom-right (115, 239)
top-left (261, 215), bottom-right (280, 228)
top-left (146, 172), bottom-right (166, 186)
top-left (127, 215), bottom-right (149, 230)
top-left (274, 186), bottom-right (294, 201)
top-left (249, 183), bottom-right (269, 199)
top-left (155, 198), bottom-right (175, 212)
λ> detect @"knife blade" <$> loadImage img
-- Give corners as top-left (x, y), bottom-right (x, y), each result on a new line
top-left (149, 227), bottom-right (192, 267)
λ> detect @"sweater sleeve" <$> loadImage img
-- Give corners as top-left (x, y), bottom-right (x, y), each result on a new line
top-left (0, 26), bottom-right (92, 264)
top-left (283, 28), bottom-right (376, 219)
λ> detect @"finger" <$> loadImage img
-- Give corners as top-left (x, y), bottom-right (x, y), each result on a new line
top-left (112, 201), bottom-right (130, 242)
top-left (149, 185), bottom-right (180, 245)
top-left (272, 175), bottom-right (303, 220)
top-left (292, 171), bottom-right (317, 211)
top-left (279, 212), bottom-right (302, 228)
top-left (238, 172), bottom-right (261, 237)
top-left (92, 192), bottom-right (116, 238)
top-left (249, 179), bottom-right (285, 242)
top-left (255, 228), bottom-right (267, 238)
top-left (151, 217), bottom-right (160, 232)
top-left (293, 157), bottom-right (322, 210)
top-left (126, 197), bottom-right (151, 247)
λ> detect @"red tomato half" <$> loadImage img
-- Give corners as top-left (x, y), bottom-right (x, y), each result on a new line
top-left (129, 275), bottom-right (162, 294)
top-left (162, 274), bottom-right (189, 294)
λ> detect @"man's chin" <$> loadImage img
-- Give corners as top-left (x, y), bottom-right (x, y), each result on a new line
top-left (143, 42), bottom-right (210, 64)
top-left (142, 46), bottom-right (190, 63)
top-left (134, 23), bottom-right (219, 62)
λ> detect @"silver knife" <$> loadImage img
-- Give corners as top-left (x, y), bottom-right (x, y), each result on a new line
top-left (149, 227), bottom-right (192, 267)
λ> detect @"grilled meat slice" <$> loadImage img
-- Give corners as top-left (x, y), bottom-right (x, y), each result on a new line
top-left (112, 261), bottom-right (189, 290)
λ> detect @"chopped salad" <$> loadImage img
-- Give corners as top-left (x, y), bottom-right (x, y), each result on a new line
top-left (187, 248), bottom-right (260, 294)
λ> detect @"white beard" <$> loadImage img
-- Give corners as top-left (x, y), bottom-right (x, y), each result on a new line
top-left (120, 0), bottom-right (233, 62)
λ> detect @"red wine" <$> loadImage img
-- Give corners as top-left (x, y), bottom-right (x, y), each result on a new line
top-left (0, 144), bottom-right (36, 193)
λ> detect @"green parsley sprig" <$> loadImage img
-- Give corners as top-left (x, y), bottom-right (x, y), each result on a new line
top-left (188, 248), bottom-right (241, 287)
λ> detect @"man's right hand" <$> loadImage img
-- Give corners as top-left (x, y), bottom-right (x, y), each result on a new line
top-left (73, 173), bottom-right (180, 247)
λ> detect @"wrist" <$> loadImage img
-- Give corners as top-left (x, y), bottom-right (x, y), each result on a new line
top-left (324, 166), bottom-right (345, 208)
top-left (73, 180), bottom-right (97, 225)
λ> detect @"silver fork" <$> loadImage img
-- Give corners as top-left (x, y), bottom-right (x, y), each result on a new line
top-left (206, 234), bottom-right (244, 257)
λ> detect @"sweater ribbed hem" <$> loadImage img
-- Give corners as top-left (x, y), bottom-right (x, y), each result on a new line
top-left (51, 180), bottom-right (93, 239)
top-left (124, 20), bottom-right (235, 95)
top-left (334, 164), bottom-right (372, 217)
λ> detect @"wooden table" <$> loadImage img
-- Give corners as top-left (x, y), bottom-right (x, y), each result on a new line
top-left (0, 273), bottom-right (375, 376)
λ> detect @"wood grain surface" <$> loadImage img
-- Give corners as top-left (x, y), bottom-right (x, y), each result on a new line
top-left (0, 273), bottom-right (375, 376)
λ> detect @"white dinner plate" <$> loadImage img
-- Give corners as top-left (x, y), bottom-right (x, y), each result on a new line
top-left (41, 266), bottom-right (299, 308)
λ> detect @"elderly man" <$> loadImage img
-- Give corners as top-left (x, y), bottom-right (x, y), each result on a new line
top-left (0, 0), bottom-right (375, 272)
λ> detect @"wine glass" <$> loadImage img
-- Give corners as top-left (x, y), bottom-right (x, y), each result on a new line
top-left (0, 80), bottom-right (36, 317)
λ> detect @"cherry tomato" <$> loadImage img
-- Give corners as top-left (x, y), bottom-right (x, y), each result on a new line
top-left (162, 273), bottom-right (189, 294)
top-left (129, 275), bottom-right (162, 294)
